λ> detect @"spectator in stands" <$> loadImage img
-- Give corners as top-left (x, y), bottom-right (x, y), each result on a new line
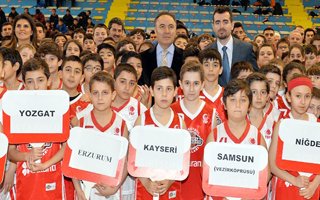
top-left (34, 9), bottom-right (45, 25)
top-left (197, 33), bottom-right (214, 50)
top-left (174, 34), bottom-right (188, 50)
top-left (1, 22), bottom-right (13, 38)
top-left (253, 34), bottom-right (266, 48)
top-left (86, 25), bottom-right (94, 34)
top-left (78, 11), bottom-right (89, 30)
top-left (56, 18), bottom-right (68, 34)
top-left (9, 7), bottom-right (19, 20)
top-left (232, 22), bottom-right (246, 41)
top-left (274, 31), bottom-right (281, 44)
top-left (93, 24), bottom-right (108, 46)
top-left (149, 30), bottom-right (157, 41)
top-left (108, 17), bottom-right (125, 43)
top-left (63, 9), bottom-right (74, 28)
top-left (49, 9), bottom-right (59, 28)
top-left (24, 8), bottom-right (31, 17)
top-left (276, 38), bottom-right (290, 58)
top-left (294, 25), bottom-right (304, 39)
top-left (176, 22), bottom-right (189, 37)
top-left (69, 18), bottom-right (81, 31)
top-left (116, 38), bottom-right (136, 52)
top-left (54, 33), bottom-right (67, 51)
top-left (2, 14), bottom-right (38, 49)
top-left (0, 7), bottom-right (6, 30)
top-left (263, 27), bottom-right (275, 45)
top-left (210, 6), bottom-right (258, 86)
top-left (311, 35), bottom-right (320, 51)
top-left (140, 12), bottom-right (183, 86)
top-left (87, 17), bottom-right (95, 29)
top-left (45, 21), bottom-right (53, 38)
top-left (73, 28), bottom-right (85, 46)
top-left (35, 22), bottom-right (46, 44)
top-left (103, 37), bottom-right (116, 47)
top-left (288, 30), bottom-right (303, 46)
top-left (304, 28), bottom-right (316, 45)
top-left (138, 41), bottom-right (153, 53)
top-left (129, 28), bottom-right (146, 50)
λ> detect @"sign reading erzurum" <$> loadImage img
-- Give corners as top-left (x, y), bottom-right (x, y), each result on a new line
top-left (62, 127), bottom-right (128, 186)
top-left (203, 142), bottom-right (268, 199)
top-left (0, 133), bottom-right (8, 183)
top-left (2, 90), bottom-right (70, 143)
top-left (277, 119), bottom-right (320, 174)
top-left (128, 126), bottom-right (191, 181)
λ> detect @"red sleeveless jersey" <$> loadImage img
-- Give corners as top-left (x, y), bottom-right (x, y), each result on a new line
top-left (135, 107), bottom-right (183, 200)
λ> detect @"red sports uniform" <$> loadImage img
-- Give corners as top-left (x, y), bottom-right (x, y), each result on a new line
top-left (69, 93), bottom-right (90, 120)
top-left (135, 107), bottom-right (183, 200)
top-left (274, 94), bottom-right (290, 116)
top-left (14, 143), bottom-right (64, 200)
top-left (171, 100), bottom-right (214, 200)
top-left (270, 112), bottom-right (320, 200)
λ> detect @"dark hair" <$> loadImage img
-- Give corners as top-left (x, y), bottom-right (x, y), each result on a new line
top-left (89, 71), bottom-right (115, 92)
top-left (276, 38), bottom-right (290, 49)
top-left (81, 53), bottom-right (104, 70)
top-left (138, 41), bottom-right (153, 52)
top-left (115, 49), bottom-right (129, 64)
top-left (231, 61), bottom-right (254, 79)
top-left (36, 41), bottom-right (62, 60)
top-left (311, 35), bottom-right (320, 44)
top-left (22, 57), bottom-right (50, 82)
top-left (254, 34), bottom-right (267, 44)
top-left (283, 61), bottom-right (306, 83)
top-left (116, 38), bottom-right (136, 52)
top-left (84, 33), bottom-right (94, 41)
top-left (259, 64), bottom-right (281, 77)
top-left (73, 28), bottom-right (85, 36)
top-left (289, 44), bottom-right (305, 58)
top-left (213, 6), bottom-right (233, 22)
top-left (35, 22), bottom-right (46, 31)
top-left (93, 24), bottom-right (108, 33)
top-left (233, 22), bottom-right (244, 31)
top-left (97, 43), bottom-right (116, 55)
top-left (154, 12), bottom-right (176, 25)
top-left (61, 55), bottom-right (83, 73)
top-left (63, 39), bottom-right (83, 57)
top-left (180, 60), bottom-right (204, 82)
top-left (257, 43), bottom-right (276, 59)
top-left (304, 44), bottom-right (317, 55)
top-left (114, 63), bottom-right (138, 81)
top-left (198, 48), bottom-right (222, 66)
top-left (151, 66), bottom-right (177, 88)
top-left (223, 79), bottom-right (252, 106)
top-left (54, 33), bottom-right (67, 42)
top-left (120, 51), bottom-right (142, 64)
top-left (108, 17), bottom-right (124, 30)
top-left (263, 27), bottom-right (274, 33)
top-left (183, 46), bottom-right (200, 61)
top-left (312, 87), bottom-right (320, 99)
top-left (246, 72), bottom-right (270, 94)
top-left (176, 23), bottom-right (189, 37)
top-left (129, 28), bottom-right (146, 39)
top-left (307, 64), bottom-right (320, 76)
top-left (0, 48), bottom-right (23, 77)
top-left (304, 28), bottom-right (315, 40)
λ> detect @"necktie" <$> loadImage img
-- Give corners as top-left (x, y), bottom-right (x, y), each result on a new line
top-left (161, 49), bottom-right (168, 66)
top-left (222, 46), bottom-right (230, 85)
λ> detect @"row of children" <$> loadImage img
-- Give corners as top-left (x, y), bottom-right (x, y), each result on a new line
top-left (0, 41), bottom-right (319, 200)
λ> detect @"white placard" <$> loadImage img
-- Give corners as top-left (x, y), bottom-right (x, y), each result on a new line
top-left (2, 90), bottom-right (69, 133)
top-left (130, 126), bottom-right (191, 171)
top-left (204, 142), bottom-right (268, 189)
top-left (0, 133), bottom-right (8, 157)
top-left (279, 119), bottom-right (320, 164)
top-left (67, 127), bottom-right (128, 177)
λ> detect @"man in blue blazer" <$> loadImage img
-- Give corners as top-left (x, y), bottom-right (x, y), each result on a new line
top-left (209, 6), bottom-right (258, 86)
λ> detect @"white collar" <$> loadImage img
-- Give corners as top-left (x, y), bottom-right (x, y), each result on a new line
top-left (217, 36), bottom-right (233, 51)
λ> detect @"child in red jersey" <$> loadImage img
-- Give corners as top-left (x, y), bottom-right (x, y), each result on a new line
top-left (171, 61), bottom-right (214, 200)
top-left (206, 79), bottom-right (268, 200)
top-left (134, 66), bottom-right (186, 200)
top-left (269, 74), bottom-right (320, 200)
top-left (71, 71), bottom-right (128, 200)
top-left (7, 58), bottom-right (66, 200)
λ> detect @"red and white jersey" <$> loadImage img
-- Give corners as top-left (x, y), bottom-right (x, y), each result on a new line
top-left (271, 112), bottom-right (319, 200)
top-left (135, 107), bottom-right (183, 200)
top-left (171, 100), bottom-right (214, 200)
top-left (69, 93), bottom-right (90, 120)
top-left (15, 143), bottom-right (64, 200)
top-left (200, 86), bottom-right (226, 124)
top-left (79, 110), bottom-right (126, 199)
top-left (274, 94), bottom-right (290, 116)
top-left (112, 97), bottom-right (146, 131)
top-left (213, 120), bottom-right (262, 145)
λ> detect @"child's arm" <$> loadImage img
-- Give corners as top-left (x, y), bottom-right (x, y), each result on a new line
top-left (0, 162), bottom-right (16, 194)
top-left (8, 144), bottom-right (43, 163)
top-left (259, 134), bottom-right (272, 182)
top-left (72, 178), bottom-right (87, 200)
top-left (269, 122), bottom-right (309, 188)
top-left (28, 142), bottom-right (66, 172)
top-left (299, 175), bottom-right (320, 199)
top-left (93, 125), bottom-right (129, 196)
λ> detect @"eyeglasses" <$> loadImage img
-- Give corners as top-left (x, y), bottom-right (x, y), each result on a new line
top-left (84, 66), bottom-right (102, 72)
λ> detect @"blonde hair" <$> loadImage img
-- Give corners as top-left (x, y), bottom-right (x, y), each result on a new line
top-left (17, 43), bottom-right (36, 53)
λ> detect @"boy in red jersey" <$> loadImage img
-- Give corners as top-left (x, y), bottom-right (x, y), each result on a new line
top-left (71, 71), bottom-right (128, 199)
top-left (171, 61), bottom-right (215, 200)
top-left (269, 74), bottom-right (320, 200)
top-left (134, 66), bottom-right (186, 200)
top-left (7, 58), bottom-right (66, 199)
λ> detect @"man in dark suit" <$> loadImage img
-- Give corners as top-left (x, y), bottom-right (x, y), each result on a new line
top-left (140, 12), bottom-right (183, 86)
top-left (210, 6), bottom-right (258, 86)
